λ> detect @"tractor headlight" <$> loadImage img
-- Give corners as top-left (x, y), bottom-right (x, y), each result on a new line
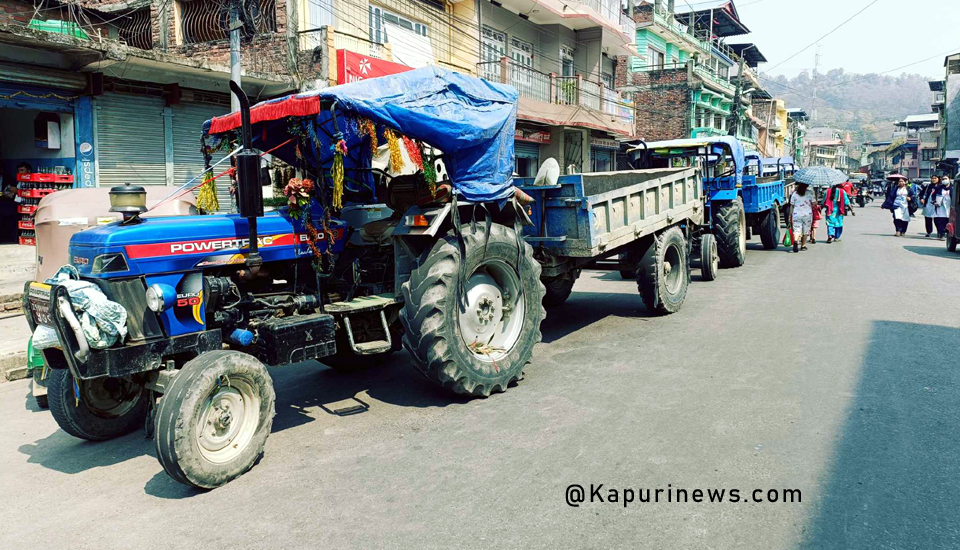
top-left (145, 283), bottom-right (172, 313)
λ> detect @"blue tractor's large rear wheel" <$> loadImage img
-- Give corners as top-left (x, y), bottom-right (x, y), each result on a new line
top-left (714, 198), bottom-right (746, 268)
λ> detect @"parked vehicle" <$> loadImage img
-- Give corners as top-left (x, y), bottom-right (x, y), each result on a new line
top-left (23, 68), bottom-right (545, 489)
top-left (517, 162), bottom-right (713, 313)
top-left (631, 138), bottom-right (786, 268)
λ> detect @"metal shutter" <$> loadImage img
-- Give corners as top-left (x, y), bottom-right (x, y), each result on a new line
top-left (515, 141), bottom-right (540, 159)
top-left (171, 102), bottom-right (232, 211)
top-left (96, 93), bottom-right (167, 186)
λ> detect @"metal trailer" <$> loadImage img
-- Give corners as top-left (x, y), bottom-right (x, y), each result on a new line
top-left (741, 153), bottom-right (787, 249)
top-left (516, 166), bottom-right (716, 314)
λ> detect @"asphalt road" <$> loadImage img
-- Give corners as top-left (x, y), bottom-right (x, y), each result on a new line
top-left (2, 203), bottom-right (959, 550)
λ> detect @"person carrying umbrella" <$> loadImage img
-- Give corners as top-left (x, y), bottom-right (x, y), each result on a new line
top-left (882, 174), bottom-right (914, 236)
top-left (788, 181), bottom-right (815, 252)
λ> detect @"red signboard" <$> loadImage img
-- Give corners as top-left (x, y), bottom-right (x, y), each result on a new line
top-left (337, 50), bottom-right (412, 84)
top-left (515, 128), bottom-right (550, 144)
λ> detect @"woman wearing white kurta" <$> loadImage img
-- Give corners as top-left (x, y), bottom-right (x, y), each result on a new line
top-left (932, 176), bottom-right (953, 240)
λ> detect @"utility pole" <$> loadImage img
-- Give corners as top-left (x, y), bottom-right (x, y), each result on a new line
top-left (230, 0), bottom-right (243, 112)
top-left (729, 51), bottom-right (747, 138)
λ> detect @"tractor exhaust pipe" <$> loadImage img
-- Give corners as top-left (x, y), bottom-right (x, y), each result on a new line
top-left (229, 81), bottom-right (264, 272)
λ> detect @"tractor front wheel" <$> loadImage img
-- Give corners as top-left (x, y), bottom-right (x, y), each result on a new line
top-left (47, 369), bottom-right (150, 441)
top-left (155, 351), bottom-right (275, 489)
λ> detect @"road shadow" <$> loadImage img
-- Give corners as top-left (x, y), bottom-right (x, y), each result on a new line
top-left (540, 288), bottom-right (656, 344)
top-left (18, 429), bottom-right (155, 475)
top-left (903, 245), bottom-right (960, 259)
top-left (800, 321), bottom-right (960, 549)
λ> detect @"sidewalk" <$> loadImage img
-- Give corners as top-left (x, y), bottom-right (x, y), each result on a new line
top-left (0, 244), bottom-right (37, 382)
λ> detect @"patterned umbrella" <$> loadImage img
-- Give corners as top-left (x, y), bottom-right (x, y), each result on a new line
top-left (792, 166), bottom-right (848, 187)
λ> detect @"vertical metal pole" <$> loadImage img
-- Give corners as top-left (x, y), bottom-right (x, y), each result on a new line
top-left (230, 0), bottom-right (242, 113)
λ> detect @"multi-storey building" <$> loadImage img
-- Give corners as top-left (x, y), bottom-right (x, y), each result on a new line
top-left (784, 108), bottom-right (808, 165)
top-left (936, 52), bottom-right (959, 176)
top-left (803, 128), bottom-right (846, 170)
top-left (618, 0), bottom-right (771, 149)
top-left (890, 114), bottom-right (939, 179)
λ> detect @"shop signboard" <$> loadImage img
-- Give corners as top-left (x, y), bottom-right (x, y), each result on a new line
top-left (336, 50), bottom-right (412, 84)
top-left (515, 129), bottom-right (550, 143)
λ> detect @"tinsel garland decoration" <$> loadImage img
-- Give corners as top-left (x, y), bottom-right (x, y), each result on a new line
top-left (423, 161), bottom-right (437, 197)
top-left (196, 170), bottom-right (219, 212)
top-left (359, 118), bottom-right (378, 154)
top-left (332, 139), bottom-right (347, 210)
top-left (403, 136), bottom-right (423, 170)
top-left (384, 128), bottom-right (404, 172)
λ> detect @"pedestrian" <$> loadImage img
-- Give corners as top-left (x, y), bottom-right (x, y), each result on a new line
top-left (788, 181), bottom-right (814, 252)
top-left (822, 182), bottom-right (854, 243)
top-left (883, 176), bottom-right (914, 236)
top-left (931, 175), bottom-right (952, 240)
top-left (921, 175), bottom-right (940, 237)
top-left (810, 193), bottom-right (822, 244)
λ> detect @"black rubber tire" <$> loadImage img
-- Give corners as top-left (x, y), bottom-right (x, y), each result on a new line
top-left (47, 369), bottom-right (149, 441)
top-left (699, 232), bottom-right (719, 282)
top-left (947, 234), bottom-right (958, 253)
top-left (32, 369), bottom-right (49, 409)
top-left (400, 222), bottom-right (546, 397)
top-left (155, 351), bottom-right (275, 489)
top-left (714, 198), bottom-right (746, 268)
top-left (759, 207), bottom-right (780, 250)
top-left (637, 226), bottom-right (688, 315)
top-left (542, 273), bottom-right (577, 307)
top-left (618, 252), bottom-right (635, 279)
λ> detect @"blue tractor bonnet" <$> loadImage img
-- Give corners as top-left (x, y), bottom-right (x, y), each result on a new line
top-left (203, 67), bottom-right (519, 203)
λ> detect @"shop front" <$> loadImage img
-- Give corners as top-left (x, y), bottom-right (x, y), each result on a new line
top-left (0, 76), bottom-right (95, 244)
top-left (590, 135), bottom-right (618, 173)
top-left (514, 127), bottom-right (549, 177)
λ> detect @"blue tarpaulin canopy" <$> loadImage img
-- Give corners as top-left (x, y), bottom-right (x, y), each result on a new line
top-left (203, 67), bottom-right (519, 203)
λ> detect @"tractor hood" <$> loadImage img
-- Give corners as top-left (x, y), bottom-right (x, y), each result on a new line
top-left (69, 210), bottom-right (346, 278)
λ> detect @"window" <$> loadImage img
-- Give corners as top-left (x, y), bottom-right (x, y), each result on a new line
top-left (511, 37), bottom-right (533, 67)
top-left (647, 47), bottom-right (665, 70)
top-left (714, 114), bottom-right (724, 130)
top-left (179, 0), bottom-right (276, 44)
top-left (601, 72), bottom-right (614, 89)
top-left (922, 149), bottom-right (937, 161)
top-left (480, 26), bottom-right (506, 80)
top-left (369, 6), bottom-right (428, 44)
top-left (561, 45), bottom-right (575, 77)
top-left (115, 7), bottom-right (152, 49)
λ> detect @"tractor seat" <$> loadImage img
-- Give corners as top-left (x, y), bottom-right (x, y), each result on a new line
top-left (360, 218), bottom-right (398, 243)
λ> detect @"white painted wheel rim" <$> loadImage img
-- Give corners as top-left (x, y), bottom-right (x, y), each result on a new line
top-left (197, 378), bottom-right (260, 464)
top-left (457, 259), bottom-right (525, 363)
top-left (738, 209), bottom-right (747, 256)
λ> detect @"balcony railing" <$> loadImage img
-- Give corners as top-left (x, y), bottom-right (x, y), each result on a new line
top-left (478, 58), bottom-right (633, 127)
top-left (650, 4), bottom-right (710, 52)
top-left (693, 62), bottom-right (736, 94)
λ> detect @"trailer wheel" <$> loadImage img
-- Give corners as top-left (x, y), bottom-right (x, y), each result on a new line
top-left (400, 222), bottom-right (546, 397)
top-left (542, 271), bottom-right (578, 307)
top-left (714, 198), bottom-right (746, 268)
top-left (759, 207), bottom-right (780, 250)
top-left (155, 351), bottom-right (275, 489)
top-left (47, 369), bottom-right (149, 441)
top-left (618, 252), bottom-right (635, 279)
top-left (638, 227), bottom-right (688, 314)
top-left (699, 232), bottom-right (719, 282)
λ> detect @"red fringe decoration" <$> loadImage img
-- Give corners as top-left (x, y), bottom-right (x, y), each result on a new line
top-left (209, 95), bottom-right (322, 134)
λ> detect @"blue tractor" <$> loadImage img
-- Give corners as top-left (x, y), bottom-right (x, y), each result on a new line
top-left (23, 68), bottom-right (546, 488)
top-left (630, 137), bottom-right (786, 267)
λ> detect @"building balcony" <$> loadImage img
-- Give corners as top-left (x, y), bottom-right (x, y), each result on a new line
top-left (478, 57), bottom-right (634, 136)
top-left (691, 127), bottom-right (727, 138)
top-left (645, 4), bottom-right (711, 54)
top-left (492, 0), bottom-right (637, 57)
top-left (692, 63), bottom-right (736, 95)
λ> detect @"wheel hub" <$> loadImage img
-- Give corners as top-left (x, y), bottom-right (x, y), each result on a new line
top-left (457, 260), bottom-right (525, 364)
top-left (196, 382), bottom-right (259, 464)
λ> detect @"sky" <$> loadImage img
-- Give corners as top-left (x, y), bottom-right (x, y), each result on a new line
top-left (725, 0), bottom-right (960, 79)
